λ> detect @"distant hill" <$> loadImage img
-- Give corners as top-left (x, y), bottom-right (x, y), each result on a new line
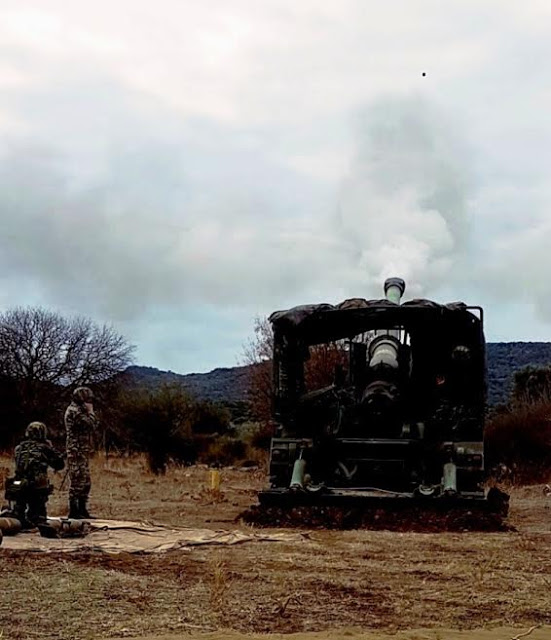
top-left (122, 364), bottom-right (254, 404)
top-left (486, 342), bottom-right (551, 405)
top-left (124, 342), bottom-right (551, 408)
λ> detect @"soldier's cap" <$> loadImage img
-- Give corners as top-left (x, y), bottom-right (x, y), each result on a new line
top-left (25, 421), bottom-right (48, 441)
top-left (72, 386), bottom-right (95, 404)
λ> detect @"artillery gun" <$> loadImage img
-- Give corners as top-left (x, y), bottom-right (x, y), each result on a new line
top-left (248, 278), bottom-right (508, 530)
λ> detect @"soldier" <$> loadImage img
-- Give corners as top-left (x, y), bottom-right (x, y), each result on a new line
top-left (11, 421), bottom-right (64, 528)
top-left (64, 386), bottom-right (98, 519)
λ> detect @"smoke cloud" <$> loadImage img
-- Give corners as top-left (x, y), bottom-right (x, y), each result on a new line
top-left (0, 92), bottom-right (492, 365)
top-left (334, 96), bottom-right (472, 300)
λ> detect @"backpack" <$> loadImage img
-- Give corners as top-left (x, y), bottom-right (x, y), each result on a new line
top-left (14, 441), bottom-right (49, 489)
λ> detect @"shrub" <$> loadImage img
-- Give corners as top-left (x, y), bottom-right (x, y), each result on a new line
top-left (249, 424), bottom-right (273, 451)
top-left (114, 385), bottom-right (226, 473)
top-left (485, 400), bottom-right (551, 484)
top-left (186, 401), bottom-right (231, 435)
top-left (200, 437), bottom-right (248, 467)
top-left (511, 365), bottom-right (551, 406)
top-left (170, 437), bottom-right (199, 466)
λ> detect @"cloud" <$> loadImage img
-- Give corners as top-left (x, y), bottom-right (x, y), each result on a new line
top-left (479, 219), bottom-right (551, 324)
top-left (0, 1), bottom-right (551, 371)
top-left (0, 71), bottom-right (337, 321)
top-left (333, 96), bottom-right (472, 299)
top-left (0, 84), bottom-right (476, 360)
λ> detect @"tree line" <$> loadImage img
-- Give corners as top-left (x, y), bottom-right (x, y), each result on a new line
top-left (0, 306), bottom-right (134, 446)
top-left (0, 307), bottom-right (234, 473)
top-left (5, 306), bottom-right (551, 483)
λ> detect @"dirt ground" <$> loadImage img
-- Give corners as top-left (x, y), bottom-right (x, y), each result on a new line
top-left (115, 630), bottom-right (551, 640)
top-left (1, 455), bottom-right (551, 640)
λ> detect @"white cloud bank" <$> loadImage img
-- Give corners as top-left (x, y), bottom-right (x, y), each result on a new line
top-left (0, 0), bottom-right (550, 370)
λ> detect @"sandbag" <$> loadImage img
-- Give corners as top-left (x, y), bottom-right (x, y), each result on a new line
top-left (0, 517), bottom-right (22, 536)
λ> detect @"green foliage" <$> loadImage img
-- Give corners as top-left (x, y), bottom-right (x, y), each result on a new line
top-left (113, 384), bottom-right (232, 474)
top-left (186, 401), bottom-right (231, 435)
top-left (487, 342), bottom-right (551, 405)
top-left (511, 365), bottom-right (551, 406)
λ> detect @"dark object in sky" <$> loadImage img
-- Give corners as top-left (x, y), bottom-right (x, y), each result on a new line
top-left (422, 72), bottom-right (426, 76)
top-left (253, 278), bottom-right (509, 530)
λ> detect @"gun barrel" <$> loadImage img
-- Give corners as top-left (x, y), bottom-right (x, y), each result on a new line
top-left (384, 277), bottom-right (406, 305)
top-left (371, 277), bottom-right (406, 363)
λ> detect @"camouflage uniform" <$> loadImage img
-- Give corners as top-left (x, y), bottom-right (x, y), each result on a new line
top-left (11, 422), bottom-right (64, 527)
top-left (64, 387), bottom-right (98, 518)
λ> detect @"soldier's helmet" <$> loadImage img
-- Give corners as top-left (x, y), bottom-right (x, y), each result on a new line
top-left (25, 421), bottom-right (47, 441)
top-left (72, 386), bottom-right (95, 404)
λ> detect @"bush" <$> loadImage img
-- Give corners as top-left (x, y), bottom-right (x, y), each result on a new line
top-left (249, 424), bottom-right (273, 451)
top-left (170, 437), bottom-right (199, 467)
top-left (187, 401), bottom-right (231, 435)
top-left (112, 384), bottom-right (234, 473)
top-left (232, 420), bottom-right (274, 451)
top-left (485, 400), bottom-right (551, 484)
top-left (200, 437), bottom-right (248, 467)
top-left (511, 365), bottom-right (551, 406)
top-left (485, 365), bottom-right (551, 484)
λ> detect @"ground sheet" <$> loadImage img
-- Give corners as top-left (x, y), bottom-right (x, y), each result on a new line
top-left (1, 518), bottom-right (306, 553)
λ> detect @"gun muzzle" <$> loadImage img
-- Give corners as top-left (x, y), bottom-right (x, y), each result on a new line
top-left (383, 277), bottom-right (406, 304)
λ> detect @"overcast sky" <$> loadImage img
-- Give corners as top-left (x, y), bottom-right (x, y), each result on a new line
top-left (1, 1), bottom-right (550, 373)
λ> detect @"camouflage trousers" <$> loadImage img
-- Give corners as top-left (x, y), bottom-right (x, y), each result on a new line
top-left (14, 488), bottom-right (49, 527)
top-left (67, 452), bottom-right (91, 500)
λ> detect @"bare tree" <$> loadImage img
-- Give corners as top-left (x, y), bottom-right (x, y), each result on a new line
top-left (243, 316), bottom-right (348, 425)
top-left (0, 307), bottom-right (134, 433)
top-left (0, 307), bottom-right (134, 385)
top-left (243, 317), bottom-right (274, 425)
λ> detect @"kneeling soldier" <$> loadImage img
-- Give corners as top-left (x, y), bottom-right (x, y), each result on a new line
top-left (9, 422), bottom-right (64, 528)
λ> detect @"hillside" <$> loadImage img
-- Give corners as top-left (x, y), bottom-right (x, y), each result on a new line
top-left (486, 342), bottom-right (551, 405)
top-left (122, 363), bottom-right (253, 404)
top-left (125, 342), bottom-right (551, 408)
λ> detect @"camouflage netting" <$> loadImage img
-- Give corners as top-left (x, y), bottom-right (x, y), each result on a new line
top-left (269, 298), bottom-right (473, 345)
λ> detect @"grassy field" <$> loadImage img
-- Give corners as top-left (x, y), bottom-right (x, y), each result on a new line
top-left (1, 455), bottom-right (551, 640)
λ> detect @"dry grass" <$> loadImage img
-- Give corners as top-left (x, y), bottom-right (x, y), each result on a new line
top-left (1, 455), bottom-right (551, 639)
top-left (13, 453), bottom-right (264, 527)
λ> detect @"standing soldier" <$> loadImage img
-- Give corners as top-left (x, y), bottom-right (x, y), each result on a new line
top-left (10, 421), bottom-right (64, 528)
top-left (65, 386), bottom-right (98, 519)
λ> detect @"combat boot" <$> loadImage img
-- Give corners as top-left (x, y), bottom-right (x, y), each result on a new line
top-left (68, 497), bottom-right (81, 519)
top-left (78, 498), bottom-right (96, 520)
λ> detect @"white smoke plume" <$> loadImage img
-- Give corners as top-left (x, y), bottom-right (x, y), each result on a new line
top-left (0, 93), bottom-right (474, 323)
top-left (334, 96), bottom-right (472, 300)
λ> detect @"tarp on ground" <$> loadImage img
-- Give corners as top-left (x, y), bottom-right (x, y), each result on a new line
top-left (1, 518), bottom-right (306, 554)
